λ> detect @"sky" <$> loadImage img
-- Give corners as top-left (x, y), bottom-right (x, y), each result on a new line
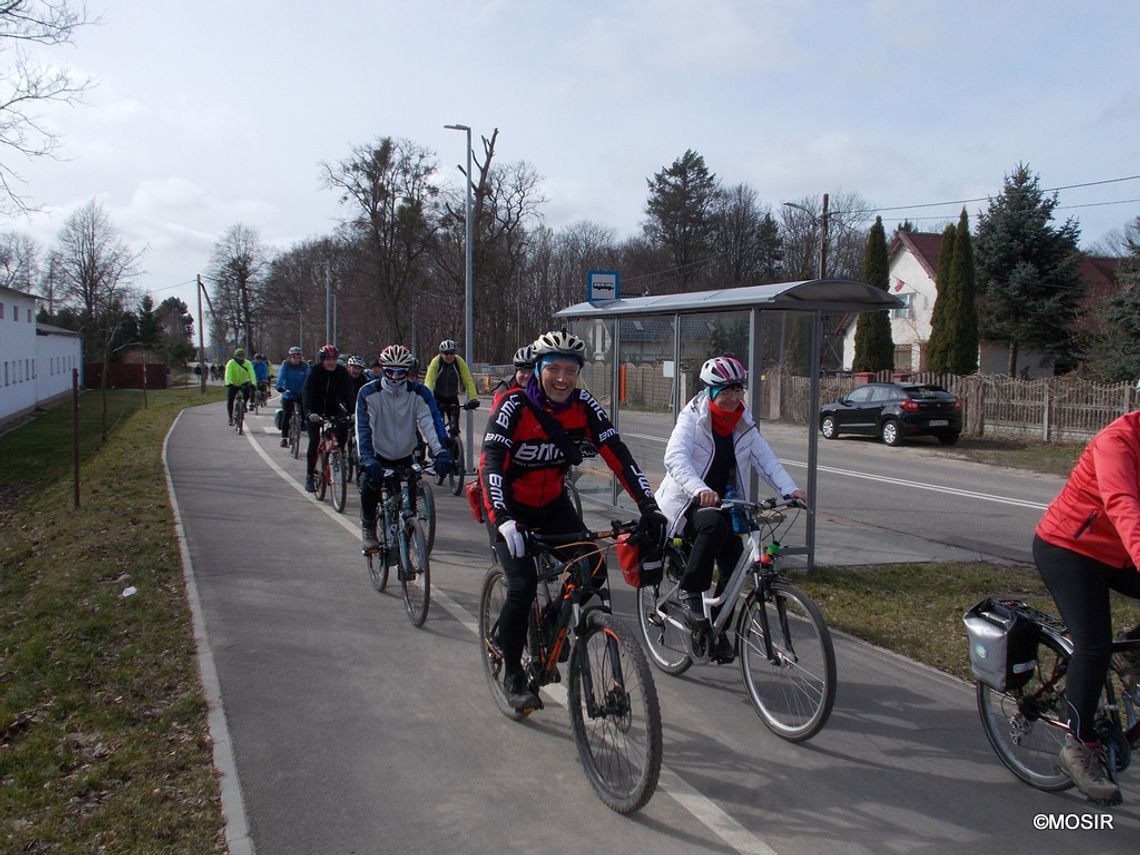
top-left (5, 0), bottom-right (1140, 325)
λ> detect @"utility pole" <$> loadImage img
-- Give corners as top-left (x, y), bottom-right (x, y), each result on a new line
top-left (325, 264), bottom-right (332, 346)
top-left (819, 192), bottom-right (830, 279)
top-left (197, 274), bottom-right (206, 394)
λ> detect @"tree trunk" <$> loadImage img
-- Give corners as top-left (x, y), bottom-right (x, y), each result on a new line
top-left (1007, 341), bottom-right (1019, 376)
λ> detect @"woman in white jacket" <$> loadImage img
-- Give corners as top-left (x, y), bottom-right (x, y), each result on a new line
top-left (655, 357), bottom-right (806, 640)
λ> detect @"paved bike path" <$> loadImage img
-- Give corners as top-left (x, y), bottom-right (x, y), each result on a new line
top-left (168, 401), bottom-right (1140, 854)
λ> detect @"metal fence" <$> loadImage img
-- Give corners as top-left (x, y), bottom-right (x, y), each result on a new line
top-left (776, 370), bottom-right (1140, 442)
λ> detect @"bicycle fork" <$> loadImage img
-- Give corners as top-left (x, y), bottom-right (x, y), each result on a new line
top-left (751, 580), bottom-right (800, 667)
top-left (578, 625), bottom-right (630, 720)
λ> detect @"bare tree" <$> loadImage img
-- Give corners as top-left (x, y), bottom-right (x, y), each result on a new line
top-left (709, 183), bottom-right (782, 286)
top-left (0, 228), bottom-right (39, 291)
top-left (207, 223), bottom-right (268, 352)
top-left (51, 198), bottom-right (143, 360)
top-left (0, 1), bottom-right (94, 212)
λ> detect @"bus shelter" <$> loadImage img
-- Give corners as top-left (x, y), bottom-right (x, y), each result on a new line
top-left (555, 278), bottom-right (903, 570)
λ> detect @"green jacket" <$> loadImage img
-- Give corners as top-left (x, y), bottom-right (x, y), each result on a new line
top-left (225, 357), bottom-right (257, 387)
top-left (425, 354), bottom-right (477, 399)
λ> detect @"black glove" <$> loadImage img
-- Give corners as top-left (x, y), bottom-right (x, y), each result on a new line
top-left (638, 507), bottom-right (668, 550)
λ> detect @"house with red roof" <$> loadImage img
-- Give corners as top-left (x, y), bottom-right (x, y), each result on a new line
top-left (837, 231), bottom-right (1120, 377)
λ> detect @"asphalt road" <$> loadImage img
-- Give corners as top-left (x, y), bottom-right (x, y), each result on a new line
top-left (165, 401), bottom-right (1138, 854)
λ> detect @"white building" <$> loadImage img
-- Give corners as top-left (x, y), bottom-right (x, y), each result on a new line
top-left (0, 285), bottom-right (83, 425)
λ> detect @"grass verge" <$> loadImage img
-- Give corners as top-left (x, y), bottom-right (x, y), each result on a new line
top-left (1, 387), bottom-right (226, 854)
top-left (938, 436), bottom-right (1085, 477)
top-left (799, 561), bottom-right (1140, 682)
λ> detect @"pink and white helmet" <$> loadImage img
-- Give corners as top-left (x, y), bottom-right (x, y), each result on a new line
top-left (699, 356), bottom-right (747, 387)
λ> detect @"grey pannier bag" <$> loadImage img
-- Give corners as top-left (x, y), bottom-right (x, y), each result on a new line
top-left (963, 598), bottom-right (1040, 692)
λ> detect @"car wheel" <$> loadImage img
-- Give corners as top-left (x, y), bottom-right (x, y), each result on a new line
top-left (820, 415), bottom-right (838, 440)
top-left (881, 419), bottom-right (903, 446)
top-left (936, 431), bottom-right (960, 446)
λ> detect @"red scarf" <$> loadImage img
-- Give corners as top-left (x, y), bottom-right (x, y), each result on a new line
top-left (709, 397), bottom-right (743, 436)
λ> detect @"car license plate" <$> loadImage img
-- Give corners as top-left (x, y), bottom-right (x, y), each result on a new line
top-left (929, 419), bottom-right (948, 427)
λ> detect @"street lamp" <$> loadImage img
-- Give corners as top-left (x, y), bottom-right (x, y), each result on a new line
top-left (782, 193), bottom-right (829, 279)
top-left (445, 122), bottom-right (475, 473)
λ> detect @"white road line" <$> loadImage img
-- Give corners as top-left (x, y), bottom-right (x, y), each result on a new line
top-left (241, 429), bottom-right (774, 855)
top-left (624, 431), bottom-right (1048, 511)
top-left (163, 412), bottom-right (255, 855)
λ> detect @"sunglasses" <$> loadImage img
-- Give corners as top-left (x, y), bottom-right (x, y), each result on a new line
top-left (383, 367), bottom-right (408, 380)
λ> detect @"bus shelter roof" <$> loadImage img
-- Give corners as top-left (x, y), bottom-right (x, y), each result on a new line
top-left (556, 278), bottom-right (902, 319)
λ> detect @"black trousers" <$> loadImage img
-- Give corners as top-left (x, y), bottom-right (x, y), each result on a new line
top-left (359, 455), bottom-right (415, 523)
top-left (280, 398), bottom-right (298, 438)
top-left (491, 493), bottom-right (589, 676)
top-left (680, 506), bottom-right (744, 595)
top-left (1034, 535), bottom-right (1140, 742)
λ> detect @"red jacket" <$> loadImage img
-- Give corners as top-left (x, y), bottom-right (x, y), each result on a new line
top-left (479, 387), bottom-right (657, 526)
top-left (1036, 410), bottom-right (1140, 570)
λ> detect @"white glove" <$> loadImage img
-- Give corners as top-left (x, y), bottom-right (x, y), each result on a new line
top-left (498, 520), bottom-right (527, 559)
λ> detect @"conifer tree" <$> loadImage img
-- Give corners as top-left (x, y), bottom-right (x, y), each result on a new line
top-left (946, 209), bottom-right (978, 373)
top-left (852, 217), bottom-right (894, 372)
top-left (925, 223), bottom-right (956, 372)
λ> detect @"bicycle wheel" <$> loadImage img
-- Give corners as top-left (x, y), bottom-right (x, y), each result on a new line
top-left (416, 481), bottom-right (436, 553)
top-left (569, 611), bottom-right (662, 814)
top-left (564, 477), bottom-right (583, 519)
top-left (479, 567), bottom-right (529, 722)
top-left (330, 451), bottom-right (347, 513)
top-left (398, 517), bottom-right (430, 627)
top-left (365, 548), bottom-right (387, 592)
top-left (635, 546), bottom-right (692, 676)
top-left (447, 437), bottom-right (465, 496)
top-left (738, 581), bottom-right (836, 742)
top-left (317, 450), bottom-right (329, 501)
top-left (290, 416), bottom-right (300, 459)
top-left (977, 632), bottom-right (1074, 791)
top-left (235, 401), bottom-right (245, 435)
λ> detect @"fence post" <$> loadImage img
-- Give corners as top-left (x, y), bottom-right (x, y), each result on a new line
top-left (72, 368), bottom-right (80, 509)
top-left (1042, 383), bottom-right (1051, 442)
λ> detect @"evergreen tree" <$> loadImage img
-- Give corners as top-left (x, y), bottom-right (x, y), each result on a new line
top-left (925, 223), bottom-right (956, 372)
top-left (852, 217), bottom-right (894, 372)
top-left (946, 209), bottom-right (978, 373)
top-left (974, 163), bottom-right (1083, 374)
top-left (136, 294), bottom-right (161, 347)
top-left (643, 149), bottom-right (719, 291)
top-left (1086, 217), bottom-right (1140, 380)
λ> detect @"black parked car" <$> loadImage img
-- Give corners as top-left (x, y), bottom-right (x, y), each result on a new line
top-left (819, 382), bottom-right (961, 446)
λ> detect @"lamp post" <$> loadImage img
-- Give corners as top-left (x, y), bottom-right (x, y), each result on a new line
top-left (445, 122), bottom-right (475, 473)
top-left (779, 193), bottom-right (830, 571)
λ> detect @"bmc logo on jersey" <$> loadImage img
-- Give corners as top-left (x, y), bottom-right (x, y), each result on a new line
top-left (595, 427), bottom-right (617, 444)
top-left (495, 396), bottom-right (521, 430)
top-left (513, 442), bottom-right (565, 464)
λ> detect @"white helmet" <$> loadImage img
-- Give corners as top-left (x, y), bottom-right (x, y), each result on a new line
top-left (700, 356), bottom-right (748, 386)
top-left (532, 330), bottom-right (586, 365)
top-left (346, 355), bottom-right (366, 368)
top-left (439, 339), bottom-right (457, 353)
top-left (380, 344), bottom-right (415, 369)
top-left (513, 345), bottom-right (535, 369)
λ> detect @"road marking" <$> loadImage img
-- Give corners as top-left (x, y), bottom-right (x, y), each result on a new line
top-left (164, 412), bottom-right (255, 855)
top-left (240, 428), bottom-right (775, 855)
top-left (624, 432), bottom-right (1048, 510)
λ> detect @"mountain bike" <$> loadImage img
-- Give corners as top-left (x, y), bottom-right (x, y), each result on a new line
top-left (232, 386), bottom-right (250, 436)
top-left (636, 496), bottom-right (836, 742)
top-left (478, 521), bottom-right (663, 813)
top-left (438, 399), bottom-right (480, 496)
top-left (969, 598), bottom-right (1140, 796)
top-left (288, 402), bottom-right (302, 459)
top-left (313, 415), bottom-right (351, 513)
top-left (363, 463), bottom-right (431, 627)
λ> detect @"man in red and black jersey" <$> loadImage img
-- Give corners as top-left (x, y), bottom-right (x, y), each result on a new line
top-left (479, 330), bottom-right (666, 712)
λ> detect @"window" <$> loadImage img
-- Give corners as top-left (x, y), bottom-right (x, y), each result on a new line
top-left (846, 385), bottom-right (874, 404)
top-left (893, 345), bottom-right (912, 372)
top-left (892, 293), bottom-right (913, 319)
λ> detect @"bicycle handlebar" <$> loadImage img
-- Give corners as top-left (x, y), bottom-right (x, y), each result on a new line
top-left (527, 519), bottom-right (640, 548)
top-left (720, 495), bottom-right (807, 513)
top-left (463, 399), bottom-right (481, 410)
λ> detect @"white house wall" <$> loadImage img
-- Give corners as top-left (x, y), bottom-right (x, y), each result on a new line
top-left (36, 332), bottom-right (82, 403)
top-left (0, 288), bottom-right (39, 422)
top-left (842, 250), bottom-right (937, 371)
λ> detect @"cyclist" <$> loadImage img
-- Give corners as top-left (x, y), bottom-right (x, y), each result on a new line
top-left (1034, 408), bottom-right (1140, 804)
top-left (491, 344), bottom-right (535, 406)
top-left (480, 330), bottom-right (666, 712)
top-left (346, 354), bottom-right (370, 399)
top-left (224, 347), bottom-right (257, 427)
top-left (275, 346), bottom-right (309, 448)
top-left (357, 344), bottom-right (453, 551)
top-left (301, 344), bottom-right (355, 493)
top-left (252, 353), bottom-right (271, 405)
top-left (425, 339), bottom-right (480, 436)
top-left (655, 356), bottom-right (806, 656)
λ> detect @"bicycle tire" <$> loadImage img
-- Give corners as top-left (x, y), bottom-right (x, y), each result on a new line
top-left (635, 546), bottom-right (692, 676)
top-left (447, 437), bottom-right (465, 496)
top-left (365, 549), bottom-right (387, 593)
top-left (564, 478), bottom-right (583, 519)
top-left (330, 451), bottom-right (347, 513)
top-left (317, 450), bottom-right (329, 501)
top-left (738, 581), bottom-right (836, 742)
top-left (569, 611), bottom-right (662, 814)
top-left (479, 567), bottom-right (528, 722)
top-left (417, 481), bottom-right (436, 553)
top-left (976, 631), bottom-right (1074, 791)
top-left (398, 517), bottom-right (431, 627)
top-left (235, 401), bottom-right (244, 435)
top-left (290, 415), bottom-right (301, 459)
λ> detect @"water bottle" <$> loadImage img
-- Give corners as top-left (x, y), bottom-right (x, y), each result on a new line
top-left (724, 484), bottom-right (749, 534)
